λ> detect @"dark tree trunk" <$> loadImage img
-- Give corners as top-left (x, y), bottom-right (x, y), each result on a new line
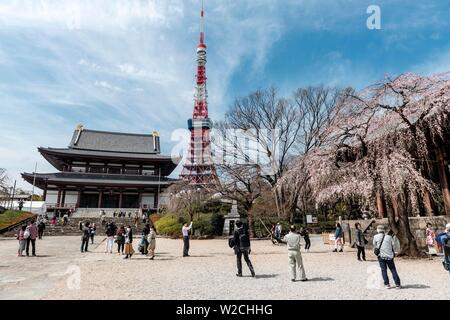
top-left (389, 195), bottom-right (420, 257)
top-left (376, 191), bottom-right (387, 218)
top-left (436, 147), bottom-right (450, 215)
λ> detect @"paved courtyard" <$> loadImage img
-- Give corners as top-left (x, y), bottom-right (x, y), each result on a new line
top-left (0, 234), bottom-right (448, 300)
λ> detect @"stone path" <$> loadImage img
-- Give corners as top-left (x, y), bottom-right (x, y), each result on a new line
top-left (0, 235), bottom-right (448, 300)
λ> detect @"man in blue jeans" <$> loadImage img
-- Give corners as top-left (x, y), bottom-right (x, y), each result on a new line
top-left (373, 225), bottom-right (401, 289)
top-left (435, 223), bottom-right (450, 275)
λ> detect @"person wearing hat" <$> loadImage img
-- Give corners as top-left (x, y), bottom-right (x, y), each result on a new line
top-left (373, 225), bottom-right (401, 289)
top-left (283, 225), bottom-right (308, 282)
top-left (233, 220), bottom-right (255, 277)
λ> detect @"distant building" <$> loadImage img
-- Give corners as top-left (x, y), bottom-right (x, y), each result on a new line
top-left (22, 126), bottom-right (180, 214)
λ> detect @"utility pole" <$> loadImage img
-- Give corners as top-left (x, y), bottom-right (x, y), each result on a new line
top-left (30, 162), bottom-right (37, 213)
top-left (10, 180), bottom-right (16, 210)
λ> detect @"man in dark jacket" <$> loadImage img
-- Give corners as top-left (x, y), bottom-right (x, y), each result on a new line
top-left (233, 220), bottom-right (255, 277)
top-left (37, 221), bottom-right (46, 240)
top-left (80, 221), bottom-right (91, 253)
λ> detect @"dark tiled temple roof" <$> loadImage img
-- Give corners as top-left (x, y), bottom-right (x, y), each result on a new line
top-left (22, 172), bottom-right (178, 188)
top-left (69, 128), bottom-right (160, 154)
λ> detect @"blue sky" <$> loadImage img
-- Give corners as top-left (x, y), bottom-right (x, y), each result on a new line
top-left (0, 0), bottom-right (449, 190)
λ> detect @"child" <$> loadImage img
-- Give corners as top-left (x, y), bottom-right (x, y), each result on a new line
top-left (17, 225), bottom-right (26, 256)
top-left (124, 225), bottom-right (134, 259)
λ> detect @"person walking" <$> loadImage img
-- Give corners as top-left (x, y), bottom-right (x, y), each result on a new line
top-left (116, 225), bottom-right (125, 255)
top-left (140, 224), bottom-right (150, 255)
top-left (90, 223), bottom-right (96, 244)
top-left (435, 223), bottom-right (450, 275)
top-left (333, 223), bottom-right (344, 252)
top-left (300, 227), bottom-right (311, 252)
top-left (233, 220), bottom-right (255, 277)
top-left (25, 221), bottom-right (38, 257)
top-left (17, 225), bottom-right (27, 256)
top-left (355, 223), bottom-right (366, 261)
top-left (37, 220), bottom-right (45, 240)
top-left (426, 223), bottom-right (437, 256)
top-left (182, 221), bottom-right (193, 257)
top-left (275, 223), bottom-right (282, 242)
top-left (147, 226), bottom-right (157, 260)
top-left (134, 214), bottom-right (139, 228)
top-left (283, 225), bottom-right (308, 282)
top-left (124, 225), bottom-right (134, 259)
top-left (105, 223), bottom-right (116, 253)
top-left (373, 225), bottom-right (401, 289)
top-left (63, 213), bottom-right (68, 226)
top-left (80, 221), bottom-right (91, 253)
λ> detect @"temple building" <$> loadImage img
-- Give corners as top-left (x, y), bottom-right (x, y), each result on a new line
top-left (22, 125), bottom-right (179, 214)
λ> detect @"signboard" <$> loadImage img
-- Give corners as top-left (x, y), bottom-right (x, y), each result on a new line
top-left (306, 215), bottom-right (318, 224)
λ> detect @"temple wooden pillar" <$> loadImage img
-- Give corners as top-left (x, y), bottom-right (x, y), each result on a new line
top-left (43, 185), bottom-right (47, 202)
top-left (138, 192), bottom-right (143, 209)
top-left (61, 189), bottom-right (66, 208)
top-left (154, 190), bottom-right (159, 210)
top-left (56, 189), bottom-right (62, 208)
top-left (98, 190), bottom-right (103, 208)
top-left (76, 189), bottom-right (82, 208)
top-left (118, 191), bottom-right (123, 209)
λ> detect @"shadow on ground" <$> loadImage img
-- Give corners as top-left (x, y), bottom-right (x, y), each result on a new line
top-left (400, 284), bottom-right (430, 289)
top-left (308, 277), bottom-right (334, 282)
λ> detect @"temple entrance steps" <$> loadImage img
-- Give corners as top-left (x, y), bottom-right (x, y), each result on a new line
top-left (72, 208), bottom-right (141, 218)
top-left (0, 217), bottom-right (148, 238)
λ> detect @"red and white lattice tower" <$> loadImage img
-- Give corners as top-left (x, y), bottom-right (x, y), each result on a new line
top-left (180, 2), bottom-right (218, 185)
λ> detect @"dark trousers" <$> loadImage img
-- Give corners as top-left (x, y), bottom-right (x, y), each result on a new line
top-left (357, 245), bottom-right (366, 260)
top-left (26, 238), bottom-right (36, 256)
top-left (90, 234), bottom-right (95, 244)
top-left (118, 242), bottom-right (124, 253)
top-left (183, 236), bottom-right (190, 256)
top-left (81, 237), bottom-right (89, 252)
top-left (378, 258), bottom-right (401, 286)
top-left (304, 237), bottom-right (311, 250)
top-left (236, 249), bottom-right (254, 275)
top-left (38, 229), bottom-right (44, 239)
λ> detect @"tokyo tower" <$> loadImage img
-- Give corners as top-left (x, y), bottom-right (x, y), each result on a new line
top-left (180, 1), bottom-right (218, 185)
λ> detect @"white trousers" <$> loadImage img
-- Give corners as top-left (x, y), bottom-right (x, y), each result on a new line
top-left (105, 236), bottom-right (114, 252)
top-left (288, 250), bottom-right (306, 280)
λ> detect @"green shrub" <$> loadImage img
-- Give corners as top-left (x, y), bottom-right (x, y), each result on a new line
top-left (155, 215), bottom-right (182, 237)
top-left (193, 213), bottom-right (213, 236)
top-left (210, 213), bottom-right (225, 236)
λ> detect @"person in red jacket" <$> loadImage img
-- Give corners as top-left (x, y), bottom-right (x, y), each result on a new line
top-left (25, 221), bottom-right (38, 257)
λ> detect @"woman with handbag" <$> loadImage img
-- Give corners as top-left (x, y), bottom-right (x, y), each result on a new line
top-left (147, 226), bottom-right (157, 260)
top-left (123, 225), bottom-right (134, 259)
top-left (355, 223), bottom-right (367, 261)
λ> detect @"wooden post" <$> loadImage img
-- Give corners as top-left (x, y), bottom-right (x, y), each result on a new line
top-left (61, 189), bottom-right (66, 208)
top-left (436, 147), bottom-right (450, 215)
top-left (98, 190), bottom-right (103, 208)
top-left (118, 191), bottom-right (123, 209)
top-left (76, 189), bottom-right (82, 208)
top-left (56, 189), bottom-right (62, 208)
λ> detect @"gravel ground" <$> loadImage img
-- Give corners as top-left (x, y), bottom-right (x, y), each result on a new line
top-left (0, 235), bottom-right (448, 300)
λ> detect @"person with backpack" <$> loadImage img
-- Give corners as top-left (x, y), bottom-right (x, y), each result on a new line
top-left (80, 221), bottom-right (91, 253)
top-left (355, 223), bottom-right (367, 261)
top-left (300, 227), bottom-right (311, 252)
top-left (333, 223), bottom-right (344, 252)
top-left (124, 225), bottom-right (134, 259)
top-left (435, 223), bottom-right (450, 275)
top-left (233, 220), bottom-right (255, 277)
top-left (116, 225), bottom-right (126, 255)
top-left (105, 223), bottom-right (116, 253)
top-left (373, 225), bottom-right (401, 289)
top-left (17, 225), bottom-right (27, 256)
top-left (90, 223), bottom-right (96, 244)
top-left (182, 221), bottom-right (193, 257)
top-left (25, 221), bottom-right (38, 257)
top-left (37, 220), bottom-right (45, 240)
top-left (283, 225), bottom-right (308, 282)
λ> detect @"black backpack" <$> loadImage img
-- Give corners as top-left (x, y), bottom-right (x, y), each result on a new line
top-left (228, 237), bottom-right (235, 248)
top-left (238, 229), bottom-right (250, 249)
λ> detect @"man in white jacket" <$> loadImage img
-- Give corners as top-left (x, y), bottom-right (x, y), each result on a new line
top-left (182, 221), bottom-right (193, 257)
top-left (283, 225), bottom-right (308, 282)
top-left (373, 225), bottom-right (401, 289)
